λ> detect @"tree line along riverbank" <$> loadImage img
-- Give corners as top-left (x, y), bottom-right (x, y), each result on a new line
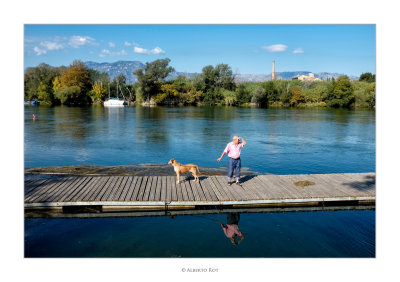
top-left (24, 59), bottom-right (375, 109)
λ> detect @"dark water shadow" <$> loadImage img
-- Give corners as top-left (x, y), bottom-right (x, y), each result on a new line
top-left (342, 175), bottom-right (375, 191)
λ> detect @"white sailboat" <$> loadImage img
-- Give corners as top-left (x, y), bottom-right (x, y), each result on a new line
top-left (104, 81), bottom-right (127, 107)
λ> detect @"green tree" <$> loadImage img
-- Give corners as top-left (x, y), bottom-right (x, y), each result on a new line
top-left (235, 84), bottom-right (251, 104)
top-left (214, 64), bottom-right (235, 90)
top-left (37, 82), bottom-right (53, 104)
top-left (201, 65), bottom-right (217, 92)
top-left (222, 89), bottom-right (236, 106)
top-left (134, 58), bottom-right (175, 102)
top-left (324, 75), bottom-right (354, 108)
top-left (89, 69), bottom-right (110, 85)
top-left (264, 81), bottom-right (279, 102)
top-left (110, 74), bottom-right (128, 98)
top-left (359, 72), bottom-right (375, 83)
top-left (366, 82), bottom-right (376, 108)
top-left (54, 86), bottom-right (82, 105)
top-left (172, 75), bottom-right (189, 93)
top-left (24, 63), bottom-right (62, 101)
top-left (203, 90), bottom-right (216, 105)
top-left (251, 86), bottom-right (268, 106)
top-left (200, 64), bottom-right (235, 93)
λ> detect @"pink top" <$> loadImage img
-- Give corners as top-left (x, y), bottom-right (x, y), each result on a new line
top-left (224, 142), bottom-right (245, 159)
top-left (222, 224), bottom-right (243, 238)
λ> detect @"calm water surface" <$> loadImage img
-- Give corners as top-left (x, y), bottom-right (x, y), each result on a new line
top-left (24, 106), bottom-right (375, 174)
top-left (24, 106), bottom-right (375, 257)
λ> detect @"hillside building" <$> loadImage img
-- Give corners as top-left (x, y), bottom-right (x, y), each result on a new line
top-left (294, 73), bottom-right (322, 81)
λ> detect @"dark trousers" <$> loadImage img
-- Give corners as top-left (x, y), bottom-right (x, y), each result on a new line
top-left (228, 157), bottom-right (241, 180)
top-left (227, 213), bottom-right (240, 225)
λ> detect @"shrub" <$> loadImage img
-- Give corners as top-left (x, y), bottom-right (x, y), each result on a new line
top-left (289, 86), bottom-right (306, 106)
top-left (222, 89), bottom-right (237, 106)
top-left (235, 84), bottom-right (251, 104)
top-left (251, 86), bottom-right (268, 106)
top-left (54, 86), bottom-right (83, 105)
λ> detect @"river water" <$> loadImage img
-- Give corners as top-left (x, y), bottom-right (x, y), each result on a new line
top-left (24, 105), bottom-right (375, 257)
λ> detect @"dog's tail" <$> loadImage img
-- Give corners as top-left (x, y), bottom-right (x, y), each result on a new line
top-left (196, 165), bottom-right (200, 175)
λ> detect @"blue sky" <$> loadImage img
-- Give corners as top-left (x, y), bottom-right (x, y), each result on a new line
top-left (24, 25), bottom-right (375, 76)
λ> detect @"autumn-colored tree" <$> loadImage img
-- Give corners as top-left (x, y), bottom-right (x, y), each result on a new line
top-left (289, 86), bottom-right (305, 106)
top-left (58, 60), bottom-right (91, 104)
top-left (153, 83), bottom-right (178, 104)
top-left (92, 81), bottom-right (106, 102)
top-left (60, 61), bottom-right (91, 92)
top-left (52, 76), bottom-right (62, 92)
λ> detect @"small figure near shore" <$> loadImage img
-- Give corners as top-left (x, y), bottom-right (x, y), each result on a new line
top-left (32, 114), bottom-right (36, 120)
top-left (217, 136), bottom-right (247, 186)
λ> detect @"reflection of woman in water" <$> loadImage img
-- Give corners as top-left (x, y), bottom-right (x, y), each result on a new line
top-left (218, 213), bottom-right (244, 245)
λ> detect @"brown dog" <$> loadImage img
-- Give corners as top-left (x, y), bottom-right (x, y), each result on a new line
top-left (168, 158), bottom-right (200, 184)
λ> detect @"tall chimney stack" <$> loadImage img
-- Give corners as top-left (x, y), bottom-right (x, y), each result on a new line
top-left (272, 60), bottom-right (275, 80)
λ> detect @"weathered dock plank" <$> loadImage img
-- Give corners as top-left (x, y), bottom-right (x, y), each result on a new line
top-left (71, 176), bottom-right (103, 202)
top-left (82, 176), bottom-right (110, 201)
top-left (136, 176), bottom-right (149, 201)
top-left (24, 173), bottom-right (376, 210)
top-left (199, 179), bottom-right (218, 202)
top-left (40, 177), bottom-right (83, 203)
top-left (125, 176), bottom-right (139, 201)
top-left (119, 176), bottom-right (134, 201)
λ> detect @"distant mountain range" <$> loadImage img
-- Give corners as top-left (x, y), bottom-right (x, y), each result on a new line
top-left (84, 60), bottom-right (359, 83)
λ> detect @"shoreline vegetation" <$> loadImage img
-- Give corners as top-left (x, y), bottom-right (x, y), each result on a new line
top-left (24, 59), bottom-right (375, 109)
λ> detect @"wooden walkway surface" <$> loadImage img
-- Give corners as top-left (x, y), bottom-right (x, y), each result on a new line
top-left (24, 173), bottom-right (375, 211)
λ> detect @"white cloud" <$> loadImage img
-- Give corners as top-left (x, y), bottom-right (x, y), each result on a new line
top-left (293, 48), bottom-right (304, 54)
top-left (33, 46), bottom-right (46, 56)
top-left (99, 49), bottom-right (127, 57)
top-left (124, 41), bottom-right (132, 46)
top-left (29, 35), bottom-right (96, 56)
top-left (134, 46), bottom-right (165, 54)
top-left (108, 42), bottom-right (116, 48)
top-left (40, 41), bottom-right (64, 50)
top-left (262, 44), bottom-right (288, 52)
top-left (69, 36), bottom-right (95, 48)
top-left (152, 47), bottom-right (165, 54)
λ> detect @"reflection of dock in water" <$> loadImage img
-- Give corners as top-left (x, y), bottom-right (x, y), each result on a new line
top-left (25, 173), bottom-right (375, 217)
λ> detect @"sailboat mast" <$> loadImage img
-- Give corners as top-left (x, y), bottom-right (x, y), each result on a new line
top-left (116, 80), bottom-right (118, 98)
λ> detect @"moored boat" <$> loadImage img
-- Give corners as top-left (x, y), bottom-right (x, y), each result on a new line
top-left (103, 81), bottom-right (127, 107)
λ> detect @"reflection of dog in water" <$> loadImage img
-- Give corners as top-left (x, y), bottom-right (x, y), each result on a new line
top-left (168, 158), bottom-right (200, 184)
top-left (218, 213), bottom-right (245, 245)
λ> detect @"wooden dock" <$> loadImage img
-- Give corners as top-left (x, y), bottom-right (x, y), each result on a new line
top-left (24, 173), bottom-right (375, 213)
